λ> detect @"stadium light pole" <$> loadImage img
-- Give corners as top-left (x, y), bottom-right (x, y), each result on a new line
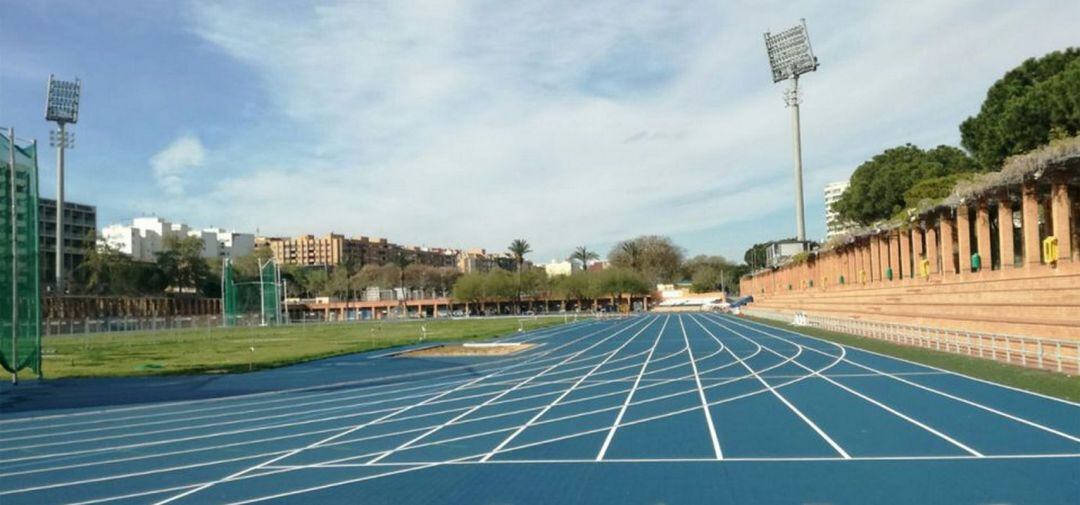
top-left (45, 75), bottom-right (81, 295)
top-left (764, 19), bottom-right (818, 242)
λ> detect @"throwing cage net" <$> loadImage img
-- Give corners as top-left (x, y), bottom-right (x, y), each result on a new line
top-left (0, 130), bottom-right (42, 378)
top-left (222, 258), bottom-right (282, 326)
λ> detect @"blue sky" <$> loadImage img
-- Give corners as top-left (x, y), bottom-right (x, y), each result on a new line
top-left (2, 1), bottom-right (1078, 264)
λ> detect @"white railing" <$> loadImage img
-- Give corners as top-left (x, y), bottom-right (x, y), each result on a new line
top-left (744, 309), bottom-right (1080, 374)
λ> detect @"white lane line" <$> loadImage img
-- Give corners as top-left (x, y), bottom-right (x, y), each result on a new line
top-left (705, 314), bottom-right (983, 457)
top-left (478, 316), bottom-right (661, 462)
top-left (0, 320), bottom-right (805, 498)
top-left (0, 319), bottom-right (598, 430)
top-left (689, 314), bottom-right (850, 459)
top-left (52, 341), bottom-right (841, 505)
top-left (679, 315), bottom-right (724, 460)
top-left (3, 321), bottom-right (640, 463)
top-left (596, 315), bottom-right (670, 460)
top-left (151, 317), bottom-right (649, 505)
top-left (365, 316), bottom-right (655, 465)
top-left (728, 315), bottom-right (1080, 444)
top-left (278, 452), bottom-right (1080, 467)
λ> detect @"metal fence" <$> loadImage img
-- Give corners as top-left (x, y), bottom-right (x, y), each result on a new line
top-left (744, 309), bottom-right (1080, 374)
top-left (41, 310), bottom-right (628, 338)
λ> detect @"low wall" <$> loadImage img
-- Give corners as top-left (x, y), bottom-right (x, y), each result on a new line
top-left (742, 262), bottom-right (1079, 340)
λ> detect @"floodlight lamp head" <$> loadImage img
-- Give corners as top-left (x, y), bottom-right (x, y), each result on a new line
top-left (45, 74), bottom-right (81, 124)
top-left (764, 19), bottom-right (819, 83)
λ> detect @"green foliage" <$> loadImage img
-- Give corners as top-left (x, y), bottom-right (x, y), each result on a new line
top-left (607, 235), bottom-right (684, 283)
top-left (568, 246), bottom-right (599, 272)
top-left (902, 172), bottom-right (977, 208)
top-left (832, 144), bottom-right (980, 226)
top-left (960, 48), bottom-right (1080, 169)
top-left (507, 239), bottom-right (532, 272)
top-left (76, 240), bottom-right (166, 296)
top-left (682, 255), bottom-right (735, 293)
top-left (594, 267), bottom-right (652, 298)
top-left (155, 235), bottom-right (212, 295)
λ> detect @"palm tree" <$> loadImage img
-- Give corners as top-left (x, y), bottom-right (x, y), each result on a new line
top-left (618, 240), bottom-right (643, 271)
top-left (507, 239), bottom-right (532, 314)
top-left (507, 239), bottom-right (532, 272)
top-left (569, 246), bottom-right (598, 273)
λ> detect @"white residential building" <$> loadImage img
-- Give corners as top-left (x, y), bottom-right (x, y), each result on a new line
top-left (101, 217), bottom-right (254, 262)
top-left (542, 259), bottom-right (580, 277)
top-left (824, 181), bottom-right (857, 241)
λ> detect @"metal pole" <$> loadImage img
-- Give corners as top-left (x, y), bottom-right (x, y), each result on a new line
top-left (282, 278), bottom-right (289, 325)
top-left (55, 123), bottom-right (65, 294)
top-left (789, 75), bottom-right (806, 242)
top-left (258, 259), bottom-right (266, 326)
top-left (9, 127), bottom-right (18, 385)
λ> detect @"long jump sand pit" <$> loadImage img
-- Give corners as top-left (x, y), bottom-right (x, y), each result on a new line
top-left (401, 342), bottom-right (536, 357)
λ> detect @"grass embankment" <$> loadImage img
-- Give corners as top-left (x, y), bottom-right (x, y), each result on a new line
top-left (42, 317), bottom-right (567, 379)
top-left (743, 316), bottom-right (1080, 403)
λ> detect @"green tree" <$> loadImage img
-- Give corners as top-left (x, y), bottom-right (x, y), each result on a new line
top-left (960, 48), bottom-right (1080, 168)
top-left (507, 239), bottom-right (532, 272)
top-left (832, 144), bottom-right (979, 225)
top-left (595, 267), bottom-right (651, 312)
top-left (608, 235), bottom-right (684, 283)
top-left (902, 172), bottom-right (978, 208)
top-left (568, 246), bottom-right (599, 272)
top-left (155, 235), bottom-right (211, 295)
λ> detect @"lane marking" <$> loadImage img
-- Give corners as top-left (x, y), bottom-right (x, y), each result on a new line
top-left (367, 316), bottom-right (660, 465)
top-left (479, 316), bottom-right (661, 462)
top-left (0, 319), bottom-right (602, 432)
top-left (689, 314), bottom-right (849, 459)
top-left (596, 315), bottom-right (670, 460)
top-left (151, 317), bottom-right (651, 505)
top-left (705, 314), bottom-right (983, 457)
top-left (724, 315), bottom-right (1080, 444)
top-left (678, 315), bottom-right (724, 460)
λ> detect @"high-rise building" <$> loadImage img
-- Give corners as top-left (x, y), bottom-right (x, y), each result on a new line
top-left (38, 198), bottom-right (96, 289)
top-left (824, 181), bottom-right (856, 241)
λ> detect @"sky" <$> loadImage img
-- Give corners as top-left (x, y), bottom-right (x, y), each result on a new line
top-left (2, 0), bottom-right (1078, 264)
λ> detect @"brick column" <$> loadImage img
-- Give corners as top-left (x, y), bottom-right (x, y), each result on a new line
top-left (976, 201), bottom-right (992, 271)
top-left (957, 204), bottom-right (972, 273)
top-left (869, 235), bottom-right (880, 283)
top-left (861, 241), bottom-right (871, 284)
top-left (888, 230), bottom-right (900, 281)
top-left (925, 224), bottom-right (939, 275)
top-left (911, 227), bottom-right (923, 278)
top-left (1051, 175), bottom-right (1073, 262)
top-left (899, 228), bottom-right (911, 279)
top-left (940, 211), bottom-right (955, 275)
top-left (998, 196), bottom-right (1015, 268)
top-left (1022, 180), bottom-right (1041, 267)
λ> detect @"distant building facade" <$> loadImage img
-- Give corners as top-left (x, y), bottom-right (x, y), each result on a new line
top-left (542, 259), bottom-right (580, 277)
top-left (38, 198), bottom-right (96, 287)
top-left (824, 181), bottom-right (857, 241)
top-left (766, 240), bottom-right (811, 268)
top-left (101, 217), bottom-right (253, 262)
top-left (258, 234), bottom-right (493, 271)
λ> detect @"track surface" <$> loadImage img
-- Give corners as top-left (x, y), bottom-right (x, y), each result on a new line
top-left (1, 314), bottom-right (1078, 504)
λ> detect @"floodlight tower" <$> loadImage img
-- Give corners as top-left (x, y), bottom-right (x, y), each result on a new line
top-left (45, 75), bottom-right (81, 294)
top-left (764, 19), bottom-right (819, 242)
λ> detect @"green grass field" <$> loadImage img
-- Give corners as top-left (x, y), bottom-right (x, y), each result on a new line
top-left (744, 316), bottom-right (1080, 402)
top-left (41, 317), bottom-right (568, 379)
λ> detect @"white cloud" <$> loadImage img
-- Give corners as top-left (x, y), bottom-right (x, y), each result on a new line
top-left (173, 0), bottom-right (1080, 260)
top-left (150, 135), bottom-right (205, 195)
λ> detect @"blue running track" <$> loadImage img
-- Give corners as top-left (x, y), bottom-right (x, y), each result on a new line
top-left (1, 314), bottom-right (1077, 504)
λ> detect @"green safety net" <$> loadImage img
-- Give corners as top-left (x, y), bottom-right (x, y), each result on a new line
top-left (0, 131), bottom-right (42, 375)
top-left (222, 258), bottom-right (281, 326)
